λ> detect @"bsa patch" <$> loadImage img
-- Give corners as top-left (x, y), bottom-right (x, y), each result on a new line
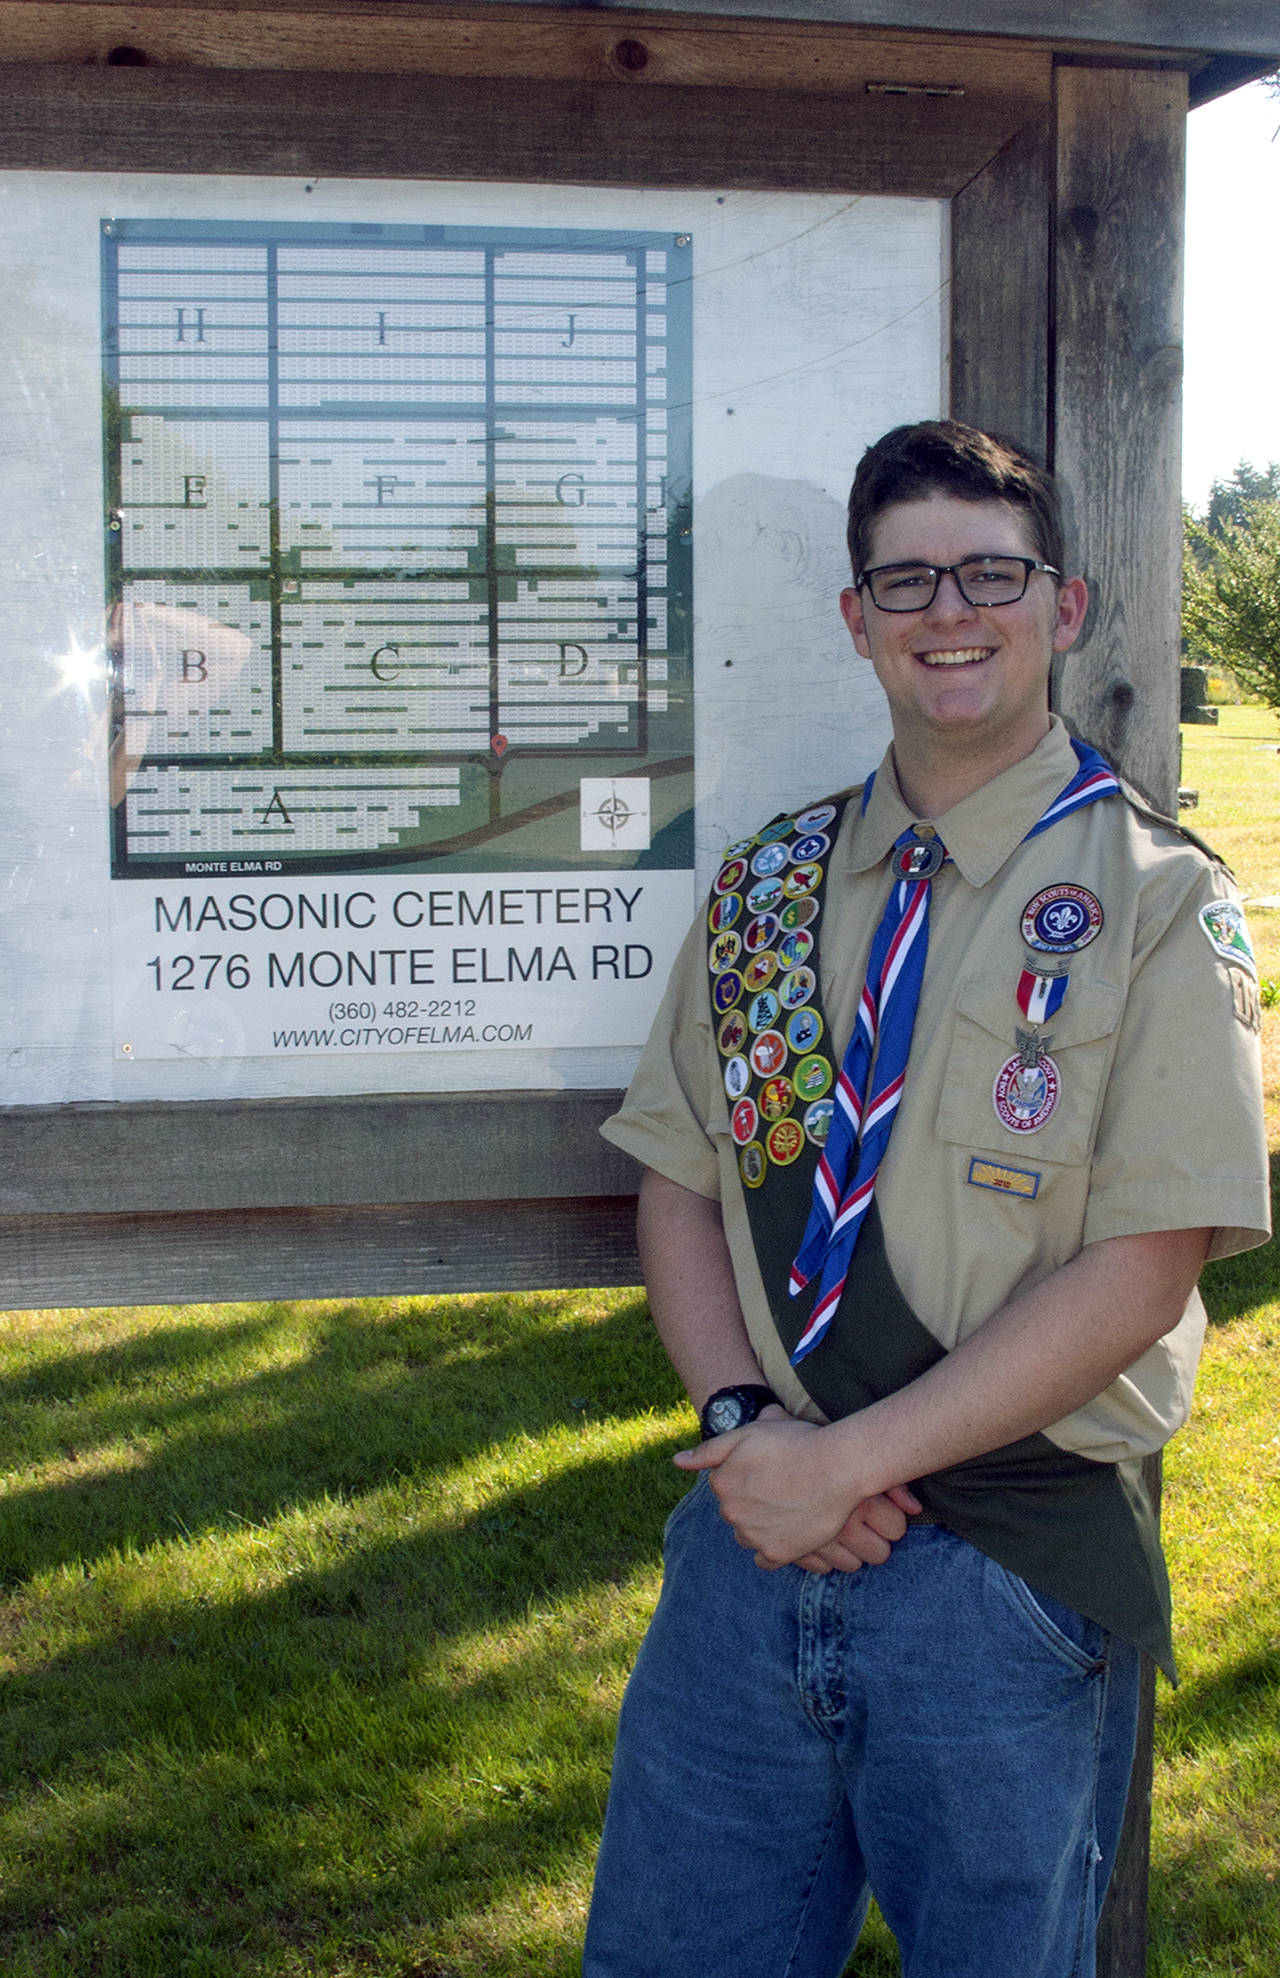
top-left (783, 862), bottom-right (822, 898)
top-left (747, 877), bottom-right (785, 915)
top-left (780, 965), bottom-right (816, 1010)
top-left (993, 1031), bottom-right (1061, 1134)
top-left (785, 1006), bottom-right (823, 1055)
top-left (717, 1009), bottom-right (748, 1055)
top-left (791, 832), bottom-right (830, 864)
top-left (759, 1076), bottom-right (794, 1121)
top-left (778, 927), bottom-right (814, 969)
top-left (744, 912), bottom-right (779, 953)
top-left (794, 802), bottom-right (837, 834)
top-left (750, 1030), bottom-right (787, 1077)
top-left (751, 841), bottom-right (789, 878)
top-left (723, 1053), bottom-right (751, 1099)
top-left (1199, 899), bottom-right (1257, 978)
top-left (780, 895), bottom-right (819, 931)
top-left (757, 817), bottom-right (796, 846)
top-left (794, 1053), bottom-right (833, 1101)
top-left (744, 950), bottom-right (779, 994)
top-left (715, 857), bottom-right (747, 895)
top-left (713, 970), bottom-right (744, 1017)
top-left (709, 930), bottom-right (741, 974)
top-left (740, 1142), bottom-right (767, 1189)
top-left (803, 1097), bottom-right (835, 1145)
top-left (708, 892), bottom-right (741, 932)
top-left (748, 989), bottom-right (780, 1033)
top-left (1020, 884), bottom-right (1102, 954)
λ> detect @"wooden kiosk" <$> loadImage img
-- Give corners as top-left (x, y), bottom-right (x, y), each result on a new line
top-left (0, 4), bottom-right (1276, 1971)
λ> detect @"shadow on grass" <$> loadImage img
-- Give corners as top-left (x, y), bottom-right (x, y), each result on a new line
top-left (0, 1292), bottom-right (667, 1587)
top-left (0, 1294), bottom-right (693, 1974)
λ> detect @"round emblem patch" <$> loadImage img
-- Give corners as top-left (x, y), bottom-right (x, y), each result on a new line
top-left (715, 857), bottom-right (747, 895)
top-left (791, 832), bottom-right (830, 864)
top-left (780, 965), bottom-right (816, 1010)
top-left (766, 1118), bottom-right (805, 1166)
top-left (747, 877), bottom-right (785, 914)
top-left (751, 841), bottom-right (789, 878)
top-left (723, 1053), bottom-right (751, 1099)
top-left (717, 1009), bottom-right (748, 1055)
top-left (709, 930), bottom-right (741, 974)
top-left (783, 862), bottom-right (822, 898)
top-left (744, 950), bottom-right (778, 993)
top-left (778, 927), bottom-right (814, 969)
top-left (708, 892), bottom-right (741, 932)
top-left (794, 803), bottom-right (837, 834)
top-left (804, 1097), bottom-right (835, 1145)
top-left (723, 837), bottom-right (754, 860)
top-left (740, 1142), bottom-right (767, 1189)
top-left (748, 989), bottom-right (780, 1033)
top-left (1020, 884), bottom-right (1102, 954)
top-left (756, 817), bottom-right (796, 846)
top-left (712, 969), bottom-right (744, 1016)
top-left (744, 912), bottom-right (779, 953)
top-left (794, 1053), bottom-right (833, 1101)
top-left (759, 1076), bottom-right (794, 1122)
top-left (785, 1006), bottom-right (823, 1055)
top-left (892, 836), bottom-right (945, 882)
top-left (731, 1096), bottom-right (759, 1146)
top-left (993, 1050), bottom-right (1062, 1133)
top-left (780, 895), bottom-right (819, 932)
top-left (750, 1030), bottom-right (787, 1077)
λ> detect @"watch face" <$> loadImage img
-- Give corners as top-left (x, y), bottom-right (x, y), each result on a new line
top-left (705, 1393), bottom-right (745, 1435)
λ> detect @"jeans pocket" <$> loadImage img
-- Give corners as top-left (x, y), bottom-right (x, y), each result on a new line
top-left (989, 1559), bottom-right (1109, 1674)
top-left (662, 1469), bottom-right (710, 1549)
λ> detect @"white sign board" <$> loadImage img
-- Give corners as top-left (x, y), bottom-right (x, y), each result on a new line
top-left (0, 172), bottom-right (944, 1104)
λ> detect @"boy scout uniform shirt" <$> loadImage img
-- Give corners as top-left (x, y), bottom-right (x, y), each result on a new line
top-left (602, 718), bottom-right (1271, 1464)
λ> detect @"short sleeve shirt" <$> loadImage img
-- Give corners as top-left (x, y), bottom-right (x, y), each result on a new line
top-left (603, 719), bottom-right (1272, 1461)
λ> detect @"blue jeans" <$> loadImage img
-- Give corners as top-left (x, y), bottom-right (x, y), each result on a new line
top-left (584, 1473), bottom-right (1141, 1978)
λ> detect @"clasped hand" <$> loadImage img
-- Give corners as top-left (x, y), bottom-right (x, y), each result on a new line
top-left (674, 1413), bottom-right (921, 1573)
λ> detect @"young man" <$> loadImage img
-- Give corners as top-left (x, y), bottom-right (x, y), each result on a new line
top-left (584, 422), bottom-right (1270, 1978)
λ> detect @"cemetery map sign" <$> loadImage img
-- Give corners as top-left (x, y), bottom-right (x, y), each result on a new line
top-left (102, 219), bottom-right (692, 881)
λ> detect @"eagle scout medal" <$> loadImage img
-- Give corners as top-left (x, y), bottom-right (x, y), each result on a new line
top-left (993, 1028), bottom-right (1061, 1133)
top-left (1020, 883), bottom-right (1102, 953)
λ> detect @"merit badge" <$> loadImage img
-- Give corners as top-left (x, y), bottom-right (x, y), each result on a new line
top-left (993, 1029), bottom-right (1061, 1134)
top-left (747, 876), bottom-right (785, 914)
top-left (783, 862), bottom-right (822, 898)
top-left (791, 832), bottom-right (830, 864)
top-left (751, 841), bottom-right (789, 878)
top-left (778, 927), bottom-right (814, 969)
top-left (744, 911), bottom-right (779, 953)
top-left (780, 895), bottom-right (819, 932)
top-left (1199, 899), bottom-right (1257, 976)
top-left (723, 836), bottom-right (754, 860)
top-left (740, 1142), bottom-right (767, 1189)
top-left (750, 1030), bottom-right (787, 1077)
top-left (760, 1076), bottom-right (795, 1122)
top-left (757, 817), bottom-right (796, 846)
top-left (780, 965), bottom-right (816, 1010)
top-left (794, 1053), bottom-right (833, 1101)
top-left (748, 989), bottom-right (780, 1033)
top-left (731, 1096), bottom-right (759, 1146)
top-left (713, 969), bottom-right (744, 1016)
top-left (723, 1053), bottom-right (751, 1099)
top-left (717, 1009), bottom-right (748, 1056)
top-left (715, 857), bottom-right (747, 895)
top-left (804, 1097), bottom-right (835, 1145)
top-left (744, 950), bottom-right (779, 993)
top-left (1020, 884), bottom-right (1102, 954)
top-left (766, 1118), bottom-right (805, 1166)
top-left (892, 836), bottom-right (945, 881)
top-left (709, 930), bottom-right (741, 973)
top-left (794, 802), bottom-right (837, 834)
top-left (785, 1006), bottom-right (823, 1055)
top-left (708, 892), bottom-right (741, 933)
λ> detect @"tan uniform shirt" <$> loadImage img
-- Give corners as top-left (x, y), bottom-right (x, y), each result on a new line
top-left (603, 719), bottom-right (1271, 1462)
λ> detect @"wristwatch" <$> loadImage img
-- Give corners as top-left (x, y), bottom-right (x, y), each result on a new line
top-left (699, 1383), bottom-right (782, 1440)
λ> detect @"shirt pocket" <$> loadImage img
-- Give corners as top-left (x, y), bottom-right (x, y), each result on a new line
top-left (935, 973), bottom-right (1125, 1168)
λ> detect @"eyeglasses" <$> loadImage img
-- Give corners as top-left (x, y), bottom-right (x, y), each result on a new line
top-left (857, 555), bottom-right (1061, 612)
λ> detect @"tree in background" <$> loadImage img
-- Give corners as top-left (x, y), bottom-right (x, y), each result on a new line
top-left (1183, 468), bottom-right (1280, 714)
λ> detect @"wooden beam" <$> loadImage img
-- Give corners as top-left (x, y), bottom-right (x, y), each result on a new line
top-left (1051, 64), bottom-right (1187, 811)
top-left (0, 1196), bottom-right (643, 1309)
top-left (950, 110), bottom-right (1051, 459)
top-left (0, 54), bottom-right (1044, 197)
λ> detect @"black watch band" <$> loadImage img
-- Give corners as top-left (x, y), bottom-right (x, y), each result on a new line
top-left (699, 1383), bottom-right (782, 1440)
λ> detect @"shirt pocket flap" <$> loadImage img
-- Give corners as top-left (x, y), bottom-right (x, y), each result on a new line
top-left (936, 974), bottom-right (1125, 1166)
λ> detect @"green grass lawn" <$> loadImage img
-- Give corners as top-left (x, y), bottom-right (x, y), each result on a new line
top-left (0, 712), bottom-right (1275, 1977)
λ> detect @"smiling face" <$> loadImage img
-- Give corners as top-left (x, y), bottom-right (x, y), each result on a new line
top-left (840, 493), bottom-right (1088, 799)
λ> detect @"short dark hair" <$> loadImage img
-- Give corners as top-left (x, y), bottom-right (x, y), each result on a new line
top-left (846, 420), bottom-right (1065, 582)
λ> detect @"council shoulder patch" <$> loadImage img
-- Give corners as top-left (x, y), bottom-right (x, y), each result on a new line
top-left (1199, 898), bottom-right (1257, 978)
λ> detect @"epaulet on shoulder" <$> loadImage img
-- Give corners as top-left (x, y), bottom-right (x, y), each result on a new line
top-left (1118, 777), bottom-right (1236, 878)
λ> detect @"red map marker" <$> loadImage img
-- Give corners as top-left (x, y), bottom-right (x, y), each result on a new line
top-left (491, 733), bottom-right (508, 756)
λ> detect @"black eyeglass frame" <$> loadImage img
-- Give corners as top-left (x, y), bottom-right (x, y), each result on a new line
top-left (856, 555), bottom-right (1062, 612)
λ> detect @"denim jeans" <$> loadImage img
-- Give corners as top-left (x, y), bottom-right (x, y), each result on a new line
top-left (584, 1473), bottom-right (1141, 1978)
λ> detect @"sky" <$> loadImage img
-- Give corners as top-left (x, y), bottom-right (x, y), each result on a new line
top-left (1183, 77), bottom-right (1280, 511)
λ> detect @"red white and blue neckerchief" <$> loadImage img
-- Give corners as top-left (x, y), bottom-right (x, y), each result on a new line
top-left (787, 739), bottom-right (1119, 1364)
